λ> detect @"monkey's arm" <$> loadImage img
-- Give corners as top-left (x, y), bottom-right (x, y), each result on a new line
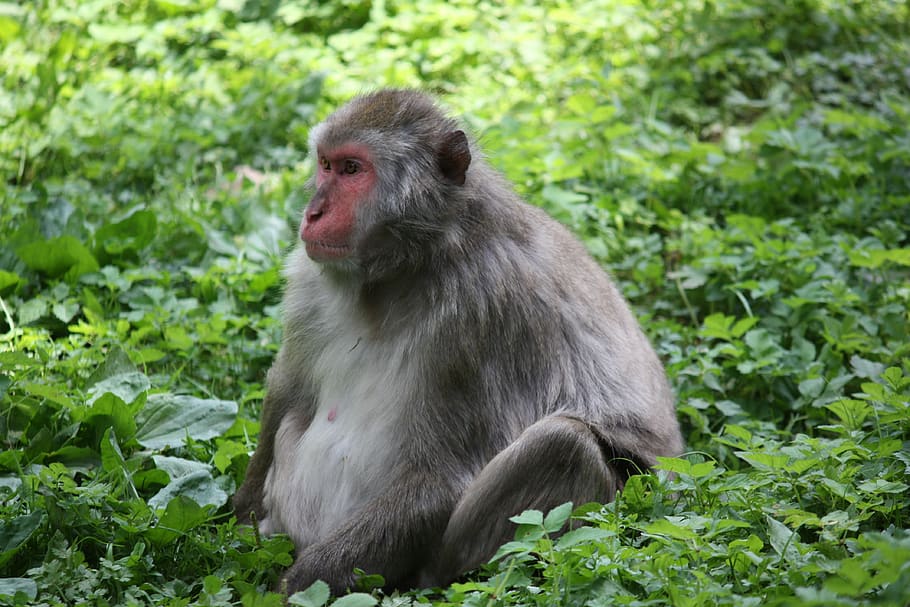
top-left (232, 391), bottom-right (281, 523)
top-left (281, 468), bottom-right (459, 595)
top-left (233, 382), bottom-right (315, 524)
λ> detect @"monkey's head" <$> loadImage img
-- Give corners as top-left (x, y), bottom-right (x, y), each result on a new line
top-left (301, 90), bottom-right (473, 279)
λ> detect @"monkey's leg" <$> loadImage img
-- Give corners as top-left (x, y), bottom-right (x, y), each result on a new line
top-left (431, 414), bottom-right (621, 584)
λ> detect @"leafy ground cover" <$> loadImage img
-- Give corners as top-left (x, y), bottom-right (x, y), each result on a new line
top-left (1, 0), bottom-right (908, 605)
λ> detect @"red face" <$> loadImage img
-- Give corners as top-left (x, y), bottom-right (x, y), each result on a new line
top-left (300, 143), bottom-right (376, 262)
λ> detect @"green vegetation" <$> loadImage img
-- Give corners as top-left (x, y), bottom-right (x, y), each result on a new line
top-left (1, 0), bottom-right (908, 605)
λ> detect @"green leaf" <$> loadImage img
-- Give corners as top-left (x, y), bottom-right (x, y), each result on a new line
top-left (16, 236), bottom-right (99, 279)
top-left (0, 352), bottom-right (40, 368)
top-left (797, 377), bottom-right (825, 399)
top-left (766, 516), bottom-right (799, 561)
top-left (135, 394), bottom-right (238, 449)
top-left (543, 502), bottom-right (573, 533)
top-left (288, 580), bottom-right (331, 607)
top-left (0, 511), bottom-right (44, 568)
top-left (164, 325), bottom-right (194, 351)
top-left (330, 594), bottom-right (377, 607)
top-left (146, 496), bottom-right (208, 545)
top-left (82, 393), bottom-right (139, 441)
top-left (17, 298), bottom-right (47, 325)
top-left (655, 457), bottom-right (693, 474)
top-left (736, 451), bottom-right (790, 470)
top-left (0, 270), bottom-right (20, 291)
top-left (148, 469), bottom-right (228, 510)
top-left (19, 381), bottom-right (74, 408)
top-left (213, 439), bottom-right (248, 473)
top-left (100, 428), bottom-right (127, 473)
top-left (0, 578), bottom-right (37, 600)
top-left (510, 509), bottom-right (544, 526)
top-left (94, 209), bottom-right (157, 261)
top-left (556, 526), bottom-right (611, 549)
top-left (643, 518), bottom-right (698, 541)
top-left (152, 455), bottom-right (212, 479)
top-left (825, 399), bottom-right (872, 430)
top-left (856, 479), bottom-right (909, 494)
top-left (87, 371), bottom-right (151, 406)
top-left (87, 22), bottom-right (146, 43)
top-left (0, 15), bottom-right (21, 43)
top-left (849, 247), bottom-right (910, 268)
top-left (490, 539), bottom-right (538, 562)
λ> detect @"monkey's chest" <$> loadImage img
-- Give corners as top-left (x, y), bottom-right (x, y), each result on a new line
top-left (262, 365), bottom-right (405, 549)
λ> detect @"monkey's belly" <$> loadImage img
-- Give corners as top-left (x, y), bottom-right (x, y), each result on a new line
top-left (261, 403), bottom-right (397, 549)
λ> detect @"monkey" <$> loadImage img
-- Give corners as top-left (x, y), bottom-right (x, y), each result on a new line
top-left (232, 89), bottom-right (684, 595)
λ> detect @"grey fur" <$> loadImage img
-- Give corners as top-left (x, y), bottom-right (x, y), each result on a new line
top-left (233, 89), bottom-right (684, 595)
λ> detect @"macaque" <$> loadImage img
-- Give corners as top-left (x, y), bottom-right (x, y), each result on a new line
top-left (233, 89), bottom-right (684, 594)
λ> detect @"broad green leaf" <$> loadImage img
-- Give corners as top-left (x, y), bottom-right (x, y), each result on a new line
top-left (164, 325), bottom-right (194, 351)
top-left (16, 236), bottom-right (99, 279)
top-left (213, 440), bottom-right (249, 473)
top-left (135, 394), bottom-right (238, 449)
top-left (146, 496), bottom-right (207, 545)
top-left (19, 382), bottom-right (74, 408)
top-left (152, 455), bottom-right (211, 479)
top-left (86, 371), bottom-right (150, 406)
top-left (850, 355), bottom-right (885, 379)
top-left (87, 23), bottom-right (145, 43)
top-left (856, 479), bottom-right (909, 494)
top-left (825, 399), bottom-right (871, 429)
top-left (731, 316), bottom-right (759, 338)
top-left (0, 352), bottom-right (40, 368)
top-left (655, 457), bottom-right (693, 474)
top-left (331, 594), bottom-right (377, 607)
top-left (0, 511), bottom-right (43, 568)
top-left (766, 516), bottom-right (800, 561)
top-left (0, 578), bottom-right (37, 600)
top-left (509, 509), bottom-right (544, 526)
top-left (87, 347), bottom-right (139, 384)
top-left (700, 313), bottom-right (735, 340)
top-left (94, 209), bottom-right (157, 260)
top-left (100, 428), bottom-right (127, 473)
top-left (543, 502), bottom-right (573, 533)
top-left (82, 393), bottom-right (138, 441)
top-left (736, 451), bottom-right (789, 470)
top-left (17, 298), bottom-right (47, 325)
top-left (490, 539), bottom-right (538, 562)
top-left (797, 377), bottom-right (825, 399)
top-left (643, 518), bottom-right (698, 540)
top-left (849, 247), bottom-right (910, 268)
top-left (52, 300), bottom-right (80, 323)
top-left (0, 476), bottom-right (21, 491)
top-left (288, 580), bottom-right (330, 607)
top-left (556, 526), bottom-right (611, 549)
top-left (0, 270), bottom-right (20, 291)
top-left (148, 469), bottom-right (227, 510)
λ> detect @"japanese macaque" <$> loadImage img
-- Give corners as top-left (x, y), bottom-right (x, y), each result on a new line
top-left (233, 89), bottom-right (684, 595)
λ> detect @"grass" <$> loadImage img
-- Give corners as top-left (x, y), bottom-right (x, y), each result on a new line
top-left (0, 0), bottom-right (908, 605)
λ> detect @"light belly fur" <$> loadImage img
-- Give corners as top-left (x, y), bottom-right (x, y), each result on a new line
top-left (260, 342), bottom-right (406, 549)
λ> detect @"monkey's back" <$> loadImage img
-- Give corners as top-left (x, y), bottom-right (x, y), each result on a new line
top-left (400, 178), bottom-right (683, 467)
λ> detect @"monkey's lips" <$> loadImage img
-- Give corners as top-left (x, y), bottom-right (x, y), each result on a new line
top-left (304, 239), bottom-right (353, 261)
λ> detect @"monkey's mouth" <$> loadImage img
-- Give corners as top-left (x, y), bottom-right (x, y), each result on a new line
top-left (304, 239), bottom-right (353, 261)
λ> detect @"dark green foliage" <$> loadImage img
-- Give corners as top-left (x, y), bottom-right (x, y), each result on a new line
top-left (0, 0), bottom-right (908, 605)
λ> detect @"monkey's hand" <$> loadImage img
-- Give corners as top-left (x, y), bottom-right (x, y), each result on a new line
top-left (280, 543), bottom-right (357, 597)
top-left (232, 479), bottom-right (264, 525)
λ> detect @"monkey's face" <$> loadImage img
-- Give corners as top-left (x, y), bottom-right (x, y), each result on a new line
top-left (300, 143), bottom-right (376, 263)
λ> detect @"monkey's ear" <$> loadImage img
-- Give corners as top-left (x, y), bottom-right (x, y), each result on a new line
top-left (438, 130), bottom-right (471, 186)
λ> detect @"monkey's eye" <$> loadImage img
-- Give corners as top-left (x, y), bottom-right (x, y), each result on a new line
top-left (319, 157), bottom-right (331, 171)
top-left (342, 160), bottom-right (360, 175)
